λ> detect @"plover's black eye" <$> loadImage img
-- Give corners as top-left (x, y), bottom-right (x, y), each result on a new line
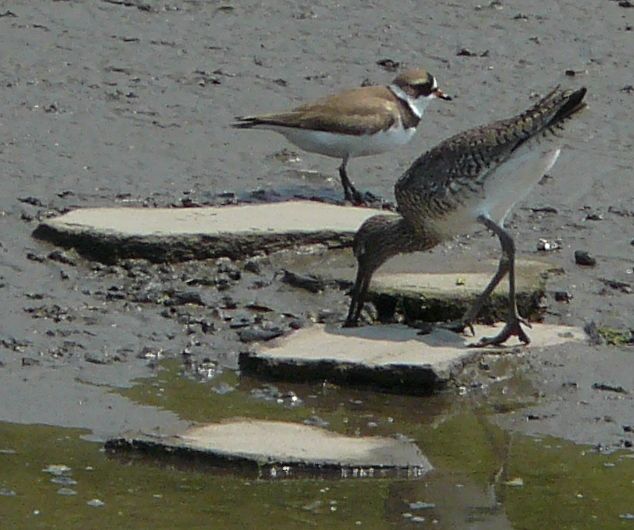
top-left (415, 82), bottom-right (433, 97)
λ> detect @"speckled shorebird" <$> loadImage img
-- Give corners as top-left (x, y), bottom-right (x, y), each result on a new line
top-left (232, 69), bottom-right (451, 204)
top-left (345, 86), bottom-right (587, 346)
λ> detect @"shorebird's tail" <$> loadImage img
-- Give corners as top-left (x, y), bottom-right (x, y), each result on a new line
top-left (518, 86), bottom-right (587, 138)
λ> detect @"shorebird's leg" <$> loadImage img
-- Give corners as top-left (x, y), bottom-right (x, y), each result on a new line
top-left (339, 157), bottom-right (363, 205)
top-left (344, 267), bottom-right (371, 326)
top-left (470, 215), bottom-right (531, 347)
top-left (434, 245), bottom-right (509, 336)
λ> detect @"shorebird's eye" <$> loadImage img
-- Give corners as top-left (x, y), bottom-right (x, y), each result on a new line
top-left (416, 82), bottom-right (433, 97)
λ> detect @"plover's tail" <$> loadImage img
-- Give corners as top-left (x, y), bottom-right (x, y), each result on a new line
top-left (232, 113), bottom-right (298, 129)
top-left (231, 116), bottom-right (262, 129)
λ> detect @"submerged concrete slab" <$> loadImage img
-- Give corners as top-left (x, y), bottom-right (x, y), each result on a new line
top-left (33, 201), bottom-right (388, 263)
top-left (240, 323), bottom-right (586, 394)
top-left (106, 419), bottom-right (431, 477)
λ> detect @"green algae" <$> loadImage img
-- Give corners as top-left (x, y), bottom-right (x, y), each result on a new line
top-left (2, 361), bottom-right (633, 529)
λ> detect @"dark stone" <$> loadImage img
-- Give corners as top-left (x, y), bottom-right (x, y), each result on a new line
top-left (165, 290), bottom-right (205, 306)
top-left (574, 250), bottom-right (596, 266)
top-left (21, 357), bottom-right (40, 366)
top-left (26, 252), bottom-right (46, 263)
top-left (376, 58), bottom-right (400, 71)
top-left (243, 259), bottom-right (262, 274)
top-left (238, 326), bottom-right (284, 343)
top-left (48, 250), bottom-right (77, 266)
top-left (554, 290), bottom-right (573, 302)
top-left (592, 382), bottom-right (628, 394)
top-left (279, 269), bottom-right (327, 293)
top-left (585, 212), bottom-right (603, 221)
top-left (599, 278), bottom-right (632, 294)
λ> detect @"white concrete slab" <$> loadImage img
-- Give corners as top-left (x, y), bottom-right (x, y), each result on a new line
top-left (240, 323), bottom-right (586, 394)
top-left (34, 201), bottom-right (389, 262)
top-left (371, 259), bottom-right (547, 299)
top-left (106, 419), bottom-right (430, 476)
top-left (369, 261), bottom-right (548, 321)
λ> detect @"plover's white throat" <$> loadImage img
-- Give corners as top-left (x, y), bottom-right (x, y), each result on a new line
top-left (345, 86), bottom-right (587, 347)
top-left (233, 69), bottom-right (451, 204)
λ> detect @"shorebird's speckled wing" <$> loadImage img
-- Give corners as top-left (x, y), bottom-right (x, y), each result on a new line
top-left (395, 87), bottom-right (587, 220)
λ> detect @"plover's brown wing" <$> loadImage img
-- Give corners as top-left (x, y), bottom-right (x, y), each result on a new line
top-left (233, 87), bottom-right (401, 136)
top-left (395, 87), bottom-right (587, 208)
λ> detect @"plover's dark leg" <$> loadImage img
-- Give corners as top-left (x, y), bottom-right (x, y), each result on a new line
top-left (338, 157), bottom-right (363, 204)
top-left (470, 215), bottom-right (531, 346)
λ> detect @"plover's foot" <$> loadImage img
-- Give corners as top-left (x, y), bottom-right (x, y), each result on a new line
top-left (468, 317), bottom-right (531, 347)
top-left (347, 190), bottom-right (396, 211)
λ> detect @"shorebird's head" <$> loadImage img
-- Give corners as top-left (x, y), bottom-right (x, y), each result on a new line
top-left (390, 69), bottom-right (452, 118)
top-left (345, 215), bottom-right (431, 326)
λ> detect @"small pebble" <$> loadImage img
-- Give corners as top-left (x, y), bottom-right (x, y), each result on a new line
top-left (554, 290), bottom-right (573, 302)
top-left (303, 416), bottom-right (330, 428)
top-left (409, 501), bottom-right (436, 510)
top-left (537, 238), bottom-right (561, 251)
top-left (87, 499), bottom-right (105, 508)
top-left (57, 488), bottom-right (77, 496)
top-left (585, 212), bottom-right (603, 221)
top-left (42, 464), bottom-right (71, 476)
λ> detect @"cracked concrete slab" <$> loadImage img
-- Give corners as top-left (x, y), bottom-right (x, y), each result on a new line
top-left (240, 323), bottom-right (587, 394)
top-left (106, 419), bottom-right (431, 476)
top-left (33, 201), bottom-right (389, 263)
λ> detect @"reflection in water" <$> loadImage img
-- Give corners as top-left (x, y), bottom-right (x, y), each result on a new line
top-left (1, 361), bottom-right (633, 529)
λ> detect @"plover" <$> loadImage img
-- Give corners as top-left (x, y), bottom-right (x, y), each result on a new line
top-left (345, 86), bottom-right (587, 346)
top-left (233, 69), bottom-right (451, 204)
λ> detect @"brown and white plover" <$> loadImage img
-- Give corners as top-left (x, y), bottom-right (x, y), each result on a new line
top-left (233, 69), bottom-right (451, 204)
top-left (345, 86), bottom-right (587, 346)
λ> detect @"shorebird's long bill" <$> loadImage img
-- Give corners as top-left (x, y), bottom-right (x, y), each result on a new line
top-left (433, 88), bottom-right (452, 101)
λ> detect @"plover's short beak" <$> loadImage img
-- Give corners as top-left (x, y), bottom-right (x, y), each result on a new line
top-left (433, 88), bottom-right (452, 101)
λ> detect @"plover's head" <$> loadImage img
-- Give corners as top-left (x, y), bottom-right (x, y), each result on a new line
top-left (390, 68), bottom-right (451, 117)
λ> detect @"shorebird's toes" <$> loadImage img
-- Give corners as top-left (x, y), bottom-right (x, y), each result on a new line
top-left (468, 318), bottom-right (531, 348)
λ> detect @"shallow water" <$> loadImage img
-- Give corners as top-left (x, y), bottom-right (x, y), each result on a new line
top-left (2, 361), bottom-right (632, 530)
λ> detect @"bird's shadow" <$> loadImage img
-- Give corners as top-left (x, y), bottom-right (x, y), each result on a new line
top-left (322, 322), bottom-right (469, 348)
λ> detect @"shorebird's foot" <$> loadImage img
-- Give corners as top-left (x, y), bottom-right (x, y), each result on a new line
top-left (469, 317), bottom-right (532, 347)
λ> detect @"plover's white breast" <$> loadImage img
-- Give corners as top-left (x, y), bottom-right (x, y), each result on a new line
top-left (261, 123), bottom-right (417, 159)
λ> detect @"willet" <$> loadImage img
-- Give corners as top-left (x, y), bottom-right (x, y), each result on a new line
top-left (345, 86), bottom-right (587, 346)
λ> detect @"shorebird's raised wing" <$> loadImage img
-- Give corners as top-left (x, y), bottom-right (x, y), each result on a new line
top-left (395, 87), bottom-right (587, 204)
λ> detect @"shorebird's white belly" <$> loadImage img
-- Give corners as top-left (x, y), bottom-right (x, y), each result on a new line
top-left (481, 145), bottom-right (561, 225)
top-left (264, 124), bottom-right (417, 159)
top-left (433, 144), bottom-right (561, 238)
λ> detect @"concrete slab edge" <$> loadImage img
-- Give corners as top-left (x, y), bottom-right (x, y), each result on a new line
top-left (104, 435), bottom-right (430, 479)
top-left (238, 350), bottom-right (484, 395)
top-left (369, 288), bottom-right (547, 324)
top-left (33, 223), bottom-right (355, 263)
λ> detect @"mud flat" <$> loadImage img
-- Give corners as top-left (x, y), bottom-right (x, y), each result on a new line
top-left (106, 419), bottom-right (431, 477)
top-left (33, 201), bottom-right (389, 263)
top-left (240, 323), bottom-right (586, 394)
